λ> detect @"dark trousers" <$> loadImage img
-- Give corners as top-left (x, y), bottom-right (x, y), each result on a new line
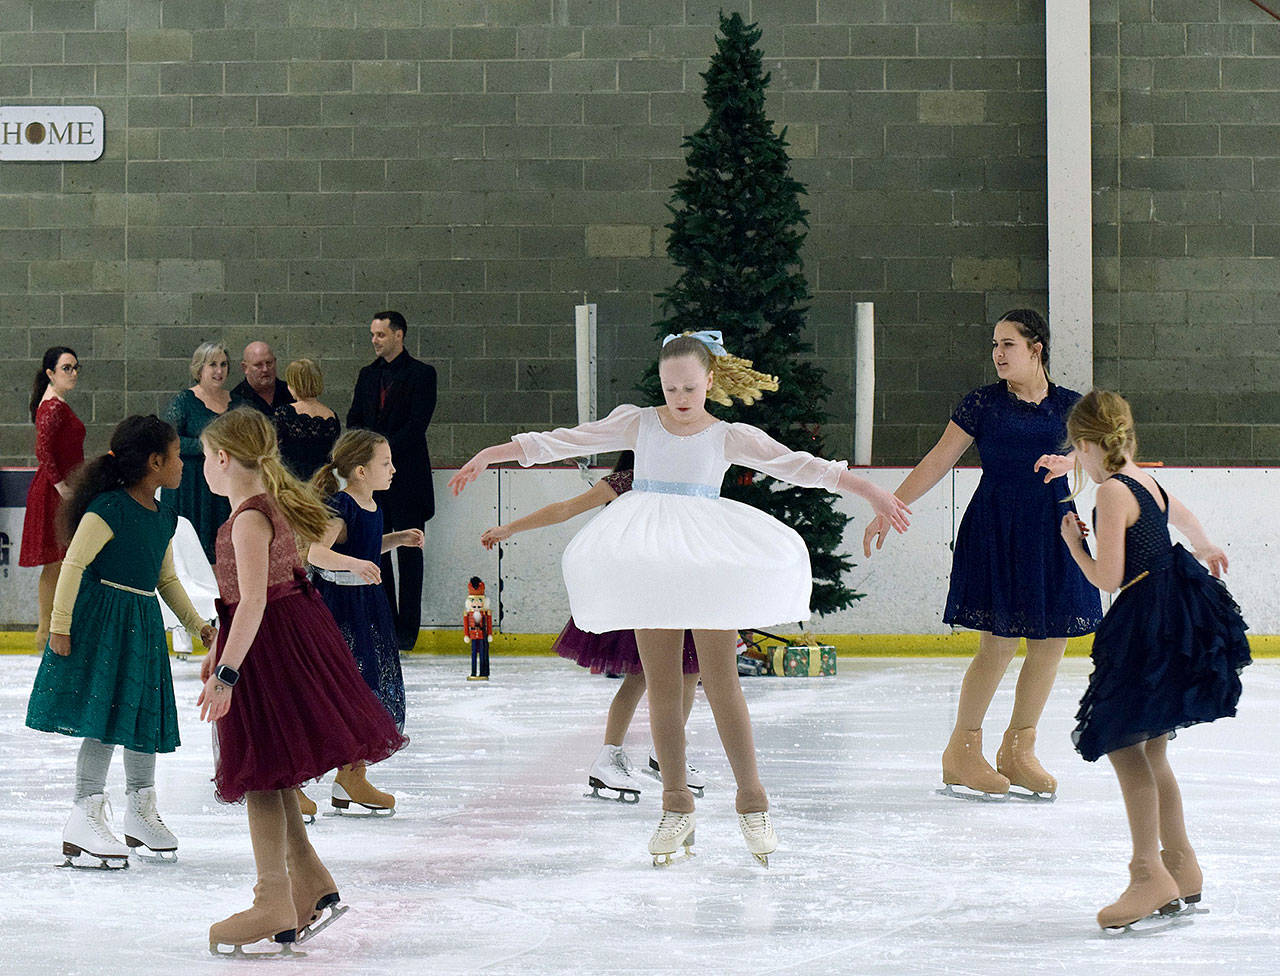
top-left (380, 541), bottom-right (423, 651)
top-left (470, 638), bottom-right (490, 678)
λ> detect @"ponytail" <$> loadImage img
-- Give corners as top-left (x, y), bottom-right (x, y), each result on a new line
top-left (309, 429), bottom-right (388, 503)
top-left (202, 408), bottom-right (332, 544)
top-left (30, 346), bottom-right (77, 422)
top-left (59, 415), bottom-right (176, 541)
top-left (310, 461), bottom-right (341, 501)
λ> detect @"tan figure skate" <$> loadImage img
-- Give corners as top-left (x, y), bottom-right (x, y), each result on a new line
top-left (294, 789), bottom-right (317, 824)
top-left (331, 763), bottom-right (395, 816)
top-left (939, 729), bottom-right (1010, 801)
top-left (1161, 847), bottom-right (1206, 915)
top-left (1097, 856), bottom-right (1184, 934)
top-left (209, 876), bottom-right (300, 956)
top-left (995, 727), bottom-right (1057, 802)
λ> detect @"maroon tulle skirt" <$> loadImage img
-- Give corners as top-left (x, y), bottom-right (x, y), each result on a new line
top-left (552, 617), bottom-right (699, 675)
top-left (211, 572), bottom-right (408, 803)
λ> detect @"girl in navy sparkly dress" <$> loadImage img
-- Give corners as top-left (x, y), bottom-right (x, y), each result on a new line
top-left (308, 429), bottom-right (422, 814)
top-left (1060, 390), bottom-right (1249, 931)
top-left (863, 311), bottom-right (1102, 799)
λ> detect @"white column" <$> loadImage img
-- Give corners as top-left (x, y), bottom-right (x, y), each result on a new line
top-left (1045, 1), bottom-right (1093, 392)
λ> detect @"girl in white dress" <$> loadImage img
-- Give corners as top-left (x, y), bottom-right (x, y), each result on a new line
top-left (450, 334), bottom-right (911, 865)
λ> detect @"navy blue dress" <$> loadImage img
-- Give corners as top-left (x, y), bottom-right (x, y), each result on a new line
top-left (944, 382), bottom-right (1102, 639)
top-left (1072, 474), bottom-right (1250, 762)
top-left (312, 492), bottom-right (406, 732)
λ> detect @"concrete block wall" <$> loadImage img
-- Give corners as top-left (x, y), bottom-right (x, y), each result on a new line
top-left (1092, 0), bottom-right (1280, 463)
top-left (0, 1), bottom-right (1051, 467)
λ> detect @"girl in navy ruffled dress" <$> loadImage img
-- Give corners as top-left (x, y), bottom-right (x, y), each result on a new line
top-left (1059, 390), bottom-right (1250, 931)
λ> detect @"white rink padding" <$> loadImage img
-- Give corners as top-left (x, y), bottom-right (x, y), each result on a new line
top-left (2, 655), bottom-right (1278, 974)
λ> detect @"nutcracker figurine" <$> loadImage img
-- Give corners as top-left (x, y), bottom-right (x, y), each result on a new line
top-left (464, 576), bottom-right (492, 681)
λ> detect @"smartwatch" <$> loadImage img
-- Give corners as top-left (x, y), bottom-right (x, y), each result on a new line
top-left (214, 664), bottom-right (241, 687)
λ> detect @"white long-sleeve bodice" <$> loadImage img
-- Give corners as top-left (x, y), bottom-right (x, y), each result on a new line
top-left (513, 404), bottom-right (848, 496)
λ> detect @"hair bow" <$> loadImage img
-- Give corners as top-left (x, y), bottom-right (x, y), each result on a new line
top-left (662, 330), bottom-right (727, 357)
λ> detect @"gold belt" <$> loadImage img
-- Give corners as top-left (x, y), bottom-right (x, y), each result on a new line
top-left (99, 578), bottom-right (152, 596)
top-left (1117, 570), bottom-right (1149, 594)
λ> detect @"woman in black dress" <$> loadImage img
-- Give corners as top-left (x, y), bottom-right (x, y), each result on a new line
top-left (273, 358), bottom-right (340, 482)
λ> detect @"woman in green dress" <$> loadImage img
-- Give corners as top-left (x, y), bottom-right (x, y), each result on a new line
top-left (162, 341), bottom-right (232, 563)
top-left (26, 415), bottom-right (215, 867)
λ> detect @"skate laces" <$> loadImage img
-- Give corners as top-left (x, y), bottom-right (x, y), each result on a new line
top-left (89, 795), bottom-right (118, 842)
top-left (654, 810), bottom-right (691, 838)
top-left (739, 811), bottom-right (772, 837)
top-left (611, 748), bottom-right (635, 777)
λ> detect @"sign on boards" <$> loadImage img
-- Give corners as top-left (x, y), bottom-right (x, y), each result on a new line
top-left (0, 106), bottom-right (104, 161)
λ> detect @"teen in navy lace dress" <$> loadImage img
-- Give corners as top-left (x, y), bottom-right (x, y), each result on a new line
top-left (863, 310), bottom-right (1102, 799)
top-left (1060, 390), bottom-right (1248, 930)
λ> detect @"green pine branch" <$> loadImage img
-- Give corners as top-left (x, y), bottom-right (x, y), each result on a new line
top-left (640, 11), bottom-right (862, 616)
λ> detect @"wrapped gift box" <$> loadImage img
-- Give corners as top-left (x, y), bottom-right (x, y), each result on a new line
top-left (766, 643), bottom-right (836, 677)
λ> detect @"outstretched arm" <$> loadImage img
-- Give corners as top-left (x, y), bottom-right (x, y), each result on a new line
top-left (1167, 493), bottom-right (1228, 577)
top-left (481, 480), bottom-right (618, 549)
top-left (723, 423), bottom-right (911, 534)
top-left (862, 421), bottom-right (972, 556)
top-left (450, 404), bottom-right (643, 495)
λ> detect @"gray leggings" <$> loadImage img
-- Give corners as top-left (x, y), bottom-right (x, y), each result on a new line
top-left (75, 738), bottom-right (155, 800)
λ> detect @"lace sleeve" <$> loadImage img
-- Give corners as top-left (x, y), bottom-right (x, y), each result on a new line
top-left (723, 424), bottom-right (847, 491)
top-left (950, 388), bottom-right (985, 438)
top-left (34, 400), bottom-right (69, 480)
top-left (512, 404), bottom-right (643, 466)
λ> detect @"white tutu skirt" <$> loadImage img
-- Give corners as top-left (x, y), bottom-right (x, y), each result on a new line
top-left (563, 491), bottom-right (812, 633)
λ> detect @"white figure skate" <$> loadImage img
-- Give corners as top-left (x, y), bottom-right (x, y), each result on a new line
top-left (61, 792), bottom-right (130, 870)
top-left (123, 787), bottom-right (178, 862)
top-left (646, 751), bottom-right (705, 797)
top-left (738, 811), bottom-right (778, 868)
top-left (585, 745), bottom-right (641, 803)
top-left (648, 810), bottom-right (695, 867)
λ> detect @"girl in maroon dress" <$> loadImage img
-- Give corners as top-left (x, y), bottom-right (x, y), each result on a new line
top-left (21, 347), bottom-right (85, 653)
top-left (197, 408), bottom-right (406, 956)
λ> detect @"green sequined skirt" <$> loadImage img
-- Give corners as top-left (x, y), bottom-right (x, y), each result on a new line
top-left (26, 576), bottom-right (180, 754)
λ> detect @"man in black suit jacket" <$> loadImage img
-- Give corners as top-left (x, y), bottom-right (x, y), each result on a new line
top-left (348, 311), bottom-right (437, 650)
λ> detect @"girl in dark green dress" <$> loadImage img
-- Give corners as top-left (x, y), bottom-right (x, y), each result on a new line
top-left (26, 416), bottom-right (215, 868)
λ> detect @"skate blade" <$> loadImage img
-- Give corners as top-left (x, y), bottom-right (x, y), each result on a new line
top-left (300, 813), bottom-right (316, 826)
top-left (60, 846), bottom-right (129, 870)
top-left (131, 849), bottom-right (178, 864)
top-left (1100, 905), bottom-right (1193, 937)
top-left (936, 784), bottom-right (1010, 802)
top-left (209, 936), bottom-right (305, 958)
top-left (1006, 787), bottom-right (1056, 803)
top-left (751, 852), bottom-right (771, 868)
top-left (651, 847), bottom-right (695, 868)
top-left (585, 782), bottom-right (640, 804)
top-left (325, 801), bottom-right (395, 818)
top-left (297, 902), bottom-right (348, 943)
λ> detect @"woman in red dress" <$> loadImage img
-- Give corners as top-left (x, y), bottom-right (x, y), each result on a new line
top-left (21, 347), bottom-right (85, 652)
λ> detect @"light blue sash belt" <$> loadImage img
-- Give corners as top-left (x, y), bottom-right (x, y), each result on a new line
top-left (633, 477), bottom-right (720, 499)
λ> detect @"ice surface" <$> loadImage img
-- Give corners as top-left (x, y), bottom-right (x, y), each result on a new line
top-left (2, 654), bottom-right (1276, 975)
